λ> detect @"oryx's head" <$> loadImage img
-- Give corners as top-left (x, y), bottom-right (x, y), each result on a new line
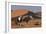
top-left (16, 16), bottom-right (22, 23)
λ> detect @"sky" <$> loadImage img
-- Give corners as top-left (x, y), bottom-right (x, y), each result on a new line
top-left (11, 5), bottom-right (41, 13)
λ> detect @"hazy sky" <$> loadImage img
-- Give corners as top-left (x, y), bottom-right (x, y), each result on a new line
top-left (11, 5), bottom-right (41, 13)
